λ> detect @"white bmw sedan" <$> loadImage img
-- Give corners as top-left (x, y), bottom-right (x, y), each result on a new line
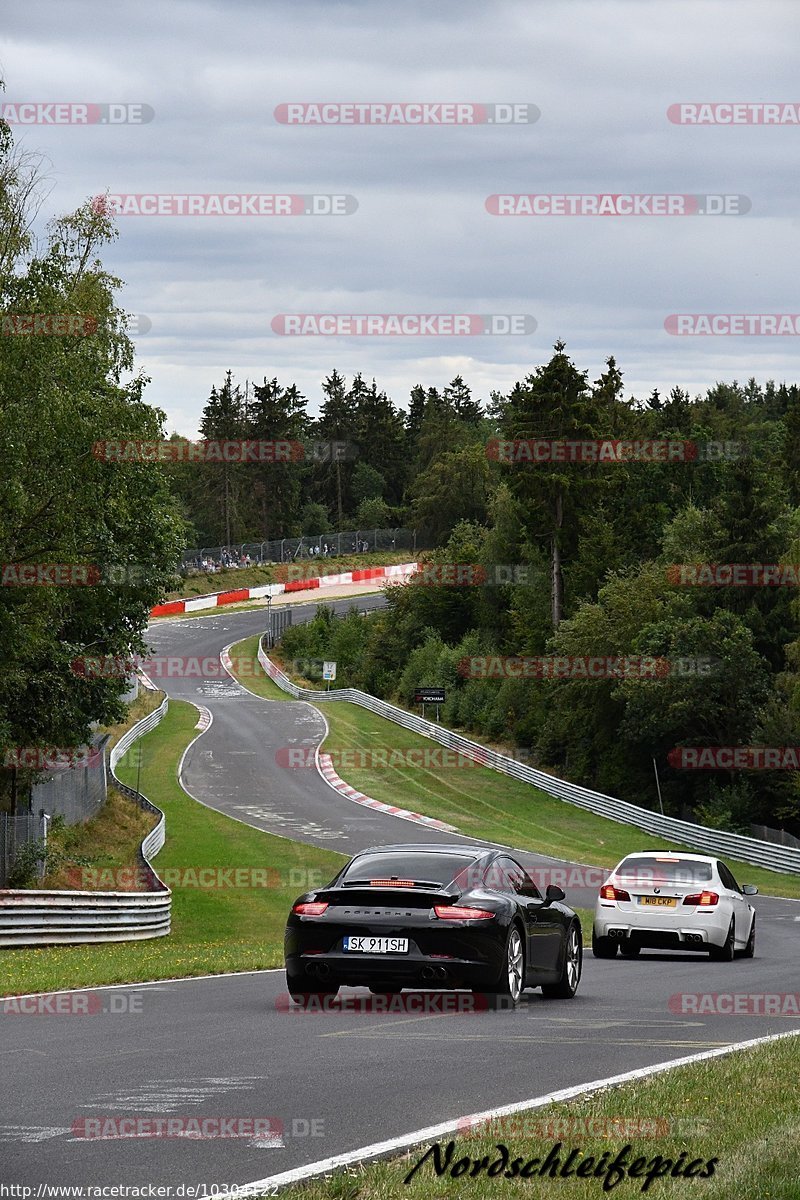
top-left (592, 852), bottom-right (758, 960)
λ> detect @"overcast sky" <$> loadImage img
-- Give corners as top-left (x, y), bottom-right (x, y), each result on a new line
top-left (2, 0), bottom-right (799, 435)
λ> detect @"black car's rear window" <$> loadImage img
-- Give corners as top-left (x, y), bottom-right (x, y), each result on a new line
top-left (342, 852), bottom-right (478, 888)
top-left (616, 856), bottom-right (713, 884)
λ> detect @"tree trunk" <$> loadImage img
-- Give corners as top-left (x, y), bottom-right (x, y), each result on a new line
top-left (550, 489), bottom-right (564, 629)
top-left (224, 469), bottom-right (231, 547)
top-left (335, 458), bottom-right (343, 528)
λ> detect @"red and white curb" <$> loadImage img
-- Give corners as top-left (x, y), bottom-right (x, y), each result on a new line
top-left (194, 706), bottom-right (212, 732)
top-left (150, 562), bottom-right (420, 618)
top-left (317, 752), bottom-right (457, 833)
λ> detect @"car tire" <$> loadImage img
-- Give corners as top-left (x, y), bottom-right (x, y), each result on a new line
top-left (592, 930), bottom-right (618, 958)
top-left (709, 919), bottom-right (735, 962)
top-left (482, 925), bottom-right (525, 1009)
top-left (740, 915), bottom-right (756, 959)
top-left (619, 941), bottom-right (640, 957)
top-left (542, 922), bottom-right (582, 999)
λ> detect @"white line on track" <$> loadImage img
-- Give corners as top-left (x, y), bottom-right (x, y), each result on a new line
top-left (1, 969), bottom-right (284, 1001)
top-left (213, 1028), bottom-right (800, 1197)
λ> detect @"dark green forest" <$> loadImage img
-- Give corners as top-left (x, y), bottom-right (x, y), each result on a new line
top-left (258, 344), bottom-right (800, 839)
top-left (166, 369), bottom-right (488, 547)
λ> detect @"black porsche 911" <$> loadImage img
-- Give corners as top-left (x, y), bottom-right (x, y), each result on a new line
top-left (284, 843), bottom-right (582, 1005)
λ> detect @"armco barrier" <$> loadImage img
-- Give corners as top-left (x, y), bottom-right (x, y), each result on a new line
top-left (258, 643), bottom-right (800, 877)
top-left (150, 562), bottom-right (420, 617)
top-left (0, 699), bottom-right (172, 947)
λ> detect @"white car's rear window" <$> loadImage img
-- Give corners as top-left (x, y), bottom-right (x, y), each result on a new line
top-left (616, 856), bottom-right (713, 884)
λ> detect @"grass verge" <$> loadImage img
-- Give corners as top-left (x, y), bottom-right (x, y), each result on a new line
top-left (274, 1033), bottom-right (800, 1200)
top-left (0, 699), bottom-right (346, 995)
top-left (169, 550), bottom-right (418, 600)
top-left (227, 639), bottom-right (800, 899)
top-left (40, 788), bottom-right (156, 891)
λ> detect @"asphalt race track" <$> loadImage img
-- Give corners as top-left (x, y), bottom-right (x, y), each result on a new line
top-left (3, 596), bottom-right (799, 1189)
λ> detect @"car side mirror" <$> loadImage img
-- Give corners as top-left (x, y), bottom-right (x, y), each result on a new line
top-left (742, 884), bottom-right (758, 896)
top-left (544, 883), bottom-right (565, 905)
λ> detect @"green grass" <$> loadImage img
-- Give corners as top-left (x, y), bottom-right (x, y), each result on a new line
top-left (0, 700), bottom-right (346, 995)
top-left (168, 550), bottom-right (418, 600)
top-left (101, 686), bottom-right (163, 749)
top-left (275, 1033), bottom-right (800, 1200)
top-left (228, 639), bottom-right (800, 899)
top-left (230, 634), bottom-right (293, 700)
top-left (40, 787), bottom-right (157, 891)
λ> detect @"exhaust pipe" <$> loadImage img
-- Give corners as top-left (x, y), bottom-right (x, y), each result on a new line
top-left (305, 961), bottom-right (331, 978)
top-left (420, 965), bottom-right (447, 981)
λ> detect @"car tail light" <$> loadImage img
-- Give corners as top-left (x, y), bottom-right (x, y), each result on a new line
top-left (369, 879), bottom-right (415, 887)
top-left (433, 905), bottom-right (495, 920)
top-left (683, 891), bottom-right (719, 906)
top-left (292, 901), bottom-right (329, 916)
top-left (600, 884), bottom-right (631, 901)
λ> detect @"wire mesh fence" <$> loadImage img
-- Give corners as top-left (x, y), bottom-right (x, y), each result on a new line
top-left (750, 824), bottom-right (800, 850)
top-left (0, 812), bottom-right (46, 887)
top-left (1, 735), bottom-right (110, 885)
top-left (29, 735), bottom-right (110, 827)
top-left (181, 527), bottom-right (420, 571)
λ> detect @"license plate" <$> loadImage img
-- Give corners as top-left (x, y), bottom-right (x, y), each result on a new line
top-left (639, 896), bottom-right (677, 907)
top-left (342, 936), bottom-right (409, 954)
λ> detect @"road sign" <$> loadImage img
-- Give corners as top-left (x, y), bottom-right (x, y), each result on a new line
top-left (413, 687), bottom-right (445, 705)
top-left (322, 661), bottom-right (337, 681)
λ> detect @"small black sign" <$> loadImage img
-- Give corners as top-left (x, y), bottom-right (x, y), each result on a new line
top-left (413, 687), bottom-right (446, 705)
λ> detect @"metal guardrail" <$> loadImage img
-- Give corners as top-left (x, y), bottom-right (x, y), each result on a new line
top-left (109, 698), bottom-right (171, 887)
top-left (0, 699), bottom-right (172, 947)
top-left (258, 641), bottom-right (800, 877)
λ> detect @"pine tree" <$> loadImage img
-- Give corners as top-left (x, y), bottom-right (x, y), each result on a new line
top-left (444, 375), bottom-right (483, 424)
top-left (199, 371), bottom-right (246, 546)
top-left (316, 370), bottom-right (351, 527)
top-left (248, 376), bottom-right (308, 539)
top-left (503, 341), bottom-right (603, 628)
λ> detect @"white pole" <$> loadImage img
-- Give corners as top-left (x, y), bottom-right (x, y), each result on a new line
top-left (652, 756), bottom-right (664, 815)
